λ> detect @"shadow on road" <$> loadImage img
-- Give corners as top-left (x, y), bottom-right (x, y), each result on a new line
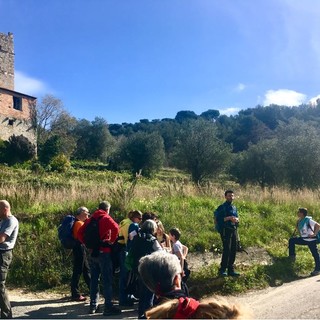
top-left (12, 299), bottom-right (138, 319)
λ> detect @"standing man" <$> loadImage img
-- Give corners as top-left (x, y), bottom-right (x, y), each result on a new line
top-left (214, 190), bottom-right (240, 277)
top-left (71, 207), bottom-right (91, 301)
top-left (78, 201), bottom-right (121, 316)
top-left (0, 200), bottom-right (19, 319)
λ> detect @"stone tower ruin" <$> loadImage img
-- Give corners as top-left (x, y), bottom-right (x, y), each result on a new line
top-left (0, 32), bottom-right (36, 146)
top-left (0, 32), bottom-right (14, 90)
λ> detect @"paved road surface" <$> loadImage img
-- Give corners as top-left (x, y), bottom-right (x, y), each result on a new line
top-left (9, 275), bottom-right (320, 319)
top-left (238, 275), bottom-right (320, 319)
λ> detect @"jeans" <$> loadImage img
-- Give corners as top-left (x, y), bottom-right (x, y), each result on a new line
top-left (71, 243), bottom-right (91, 298)
top-left (89, 252), bottom-right (114, 308)
top-left (0, 250), bottom-right (13, 319)
top-left (220, 228), bottom-right (237, 272)
top-left (119, 247), bottom-right (129, 304)
top-left (138, 276), bottom-right (154, 319)
top-left (289, 237), bottom-right (320, 270)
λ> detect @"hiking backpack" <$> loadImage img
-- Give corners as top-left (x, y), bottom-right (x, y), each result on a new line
top-left (58, 215), bottom-right (77, 249)
top-left (83, 216), bottom-right (103, 253)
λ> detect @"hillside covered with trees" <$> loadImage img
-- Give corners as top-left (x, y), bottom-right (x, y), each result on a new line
top-left (1, 94), bottom-right (320, 189)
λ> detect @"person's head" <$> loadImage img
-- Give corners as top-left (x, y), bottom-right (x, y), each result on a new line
top-left (145, 296), bottom-right (249, 319)
top-left (141, 219), bottom-right (158, 235)
top-left (138, 251), bottom-right (182, 296)
top-left (156, 221), bottom-right (166, 236)
top-left (169, 228), bottom-right (181, 242)
top-left (128, 210), bottom-right (142, 223)
top-left (0, 200), bottom-right (11, 219)
top-left (76, 206), bottom-right (90, 222)
top-left (142, 212), bottom-right (159, 223)
top-left (98, 201), bottom-right (111, 213)
top-left (225, 190), bottom-right (235, 203)
top-left (298, 207), bottom-right (308, 219)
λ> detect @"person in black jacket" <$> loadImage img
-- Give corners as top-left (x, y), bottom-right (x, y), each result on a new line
top-left (130, 220), bottom-right (162, 318)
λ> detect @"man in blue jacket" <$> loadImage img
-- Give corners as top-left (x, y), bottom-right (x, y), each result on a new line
top-left (214, 190), bottom-right (240, 277)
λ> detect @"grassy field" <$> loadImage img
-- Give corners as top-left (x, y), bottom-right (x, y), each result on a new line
top-left (1, 164), bottom-right (319, 295)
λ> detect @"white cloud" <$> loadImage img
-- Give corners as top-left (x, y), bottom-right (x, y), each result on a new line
top-left (15, 71), bottom-right (49, 96)
top-left (309, 94), bottom-right (320, 106)
top-left (219, 107), bottom-right (241, 116)
top-left (263, 89), bottom-right (307, 106)
top-left (235, 83), bottom-right (246, 92)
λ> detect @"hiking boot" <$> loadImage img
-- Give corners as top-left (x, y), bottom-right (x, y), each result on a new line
top-left (219, 271), bottom-right (228, 277)
top-left (310, 270), bottom-right (320, 276)
top-left (72, 295), bottom-right (86, 302)
top-left (103, 306), bottom-right (122, 316)
top-left (89, 305), bottom-right (100, 314)
top-left (228, 271), bottom-right (240, 277)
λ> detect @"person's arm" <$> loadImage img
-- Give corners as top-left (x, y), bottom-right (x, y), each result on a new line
top-left (182, 245), bottom-right (188, 259)
top-left (0, 233), bottom-right (8, 244)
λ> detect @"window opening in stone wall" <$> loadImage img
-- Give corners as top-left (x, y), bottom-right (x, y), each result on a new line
top-left (13, 96), bottom-right (22, 111)
top-left (8, 119), bottom-right (14, 126)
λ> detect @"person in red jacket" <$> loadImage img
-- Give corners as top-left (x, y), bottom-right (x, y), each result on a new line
top-left (78, 201), bottom-right (121, 316)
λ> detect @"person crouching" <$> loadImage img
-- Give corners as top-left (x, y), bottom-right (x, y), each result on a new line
top-left (138, 251), bottom-right (248, 319)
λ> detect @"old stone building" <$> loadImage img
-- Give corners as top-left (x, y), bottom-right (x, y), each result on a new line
top-left (0, 32), bottom-right (36, 145)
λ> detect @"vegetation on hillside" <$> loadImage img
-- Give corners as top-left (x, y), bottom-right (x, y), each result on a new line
top-left (2, 95), bottom-right (320, 188)
top-left (0, 165), bottom-right (318, 294)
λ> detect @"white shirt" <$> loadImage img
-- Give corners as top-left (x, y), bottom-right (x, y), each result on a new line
top-left (299, 218), bottom-right (317, 242)
top-left (172, 240), bottom-right (183, 257)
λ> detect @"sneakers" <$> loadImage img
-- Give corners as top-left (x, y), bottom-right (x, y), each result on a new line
top-left (89, 305), bottom-right (100, 314)
top-left (103, 306), bottom-right (122, 316)
top-left (228, 271), bottom-right (240, 277)
top-left (310, 270), bottom-right (320, 276)
top-left (72, 295), bottom-right (86, 302)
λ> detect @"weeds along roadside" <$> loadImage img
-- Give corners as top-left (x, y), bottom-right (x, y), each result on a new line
top-left (1, 165), bottom-right (320, 293)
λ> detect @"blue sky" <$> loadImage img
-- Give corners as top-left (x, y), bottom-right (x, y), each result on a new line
top-left (0, 0), bottom-right (319, 123)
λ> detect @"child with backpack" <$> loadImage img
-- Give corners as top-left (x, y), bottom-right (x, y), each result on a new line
top-left (289, 207), bottom-right (320, 276)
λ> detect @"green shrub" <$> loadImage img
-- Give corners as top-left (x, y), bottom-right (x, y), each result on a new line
top-left (49, 154), bottom-right (71, 172)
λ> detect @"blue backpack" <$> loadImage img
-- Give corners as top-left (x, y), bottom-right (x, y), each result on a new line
top-left (58, 215), bottom-right (77, 249)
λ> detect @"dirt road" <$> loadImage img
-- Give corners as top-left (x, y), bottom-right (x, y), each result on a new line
top-left (9, 275), bottom-right (320, 319)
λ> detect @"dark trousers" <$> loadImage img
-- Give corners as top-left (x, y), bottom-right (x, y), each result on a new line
top-left (138, 276), bottom-right (154, 319)
top-left (0, 250), bottom-right (13, 319)
top-left (119, 247), bottom-right (129, 304)
top-left (220, 228), bottom-right (237, 272)
top-left (71, 243), bottom-right (91, 298)
top-left (289, 237), bottom-right (320, 270)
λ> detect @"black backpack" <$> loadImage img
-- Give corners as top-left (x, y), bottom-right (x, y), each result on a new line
top-left (83, 216), bottom-right (103, 256)
top-left (58, 215), bottom-right (77, 249)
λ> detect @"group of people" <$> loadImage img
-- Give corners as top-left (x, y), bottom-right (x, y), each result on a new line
top-left (68, 201), bottom-right (190, 318)
top-left (1, 189), bottom-right (320, 319)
